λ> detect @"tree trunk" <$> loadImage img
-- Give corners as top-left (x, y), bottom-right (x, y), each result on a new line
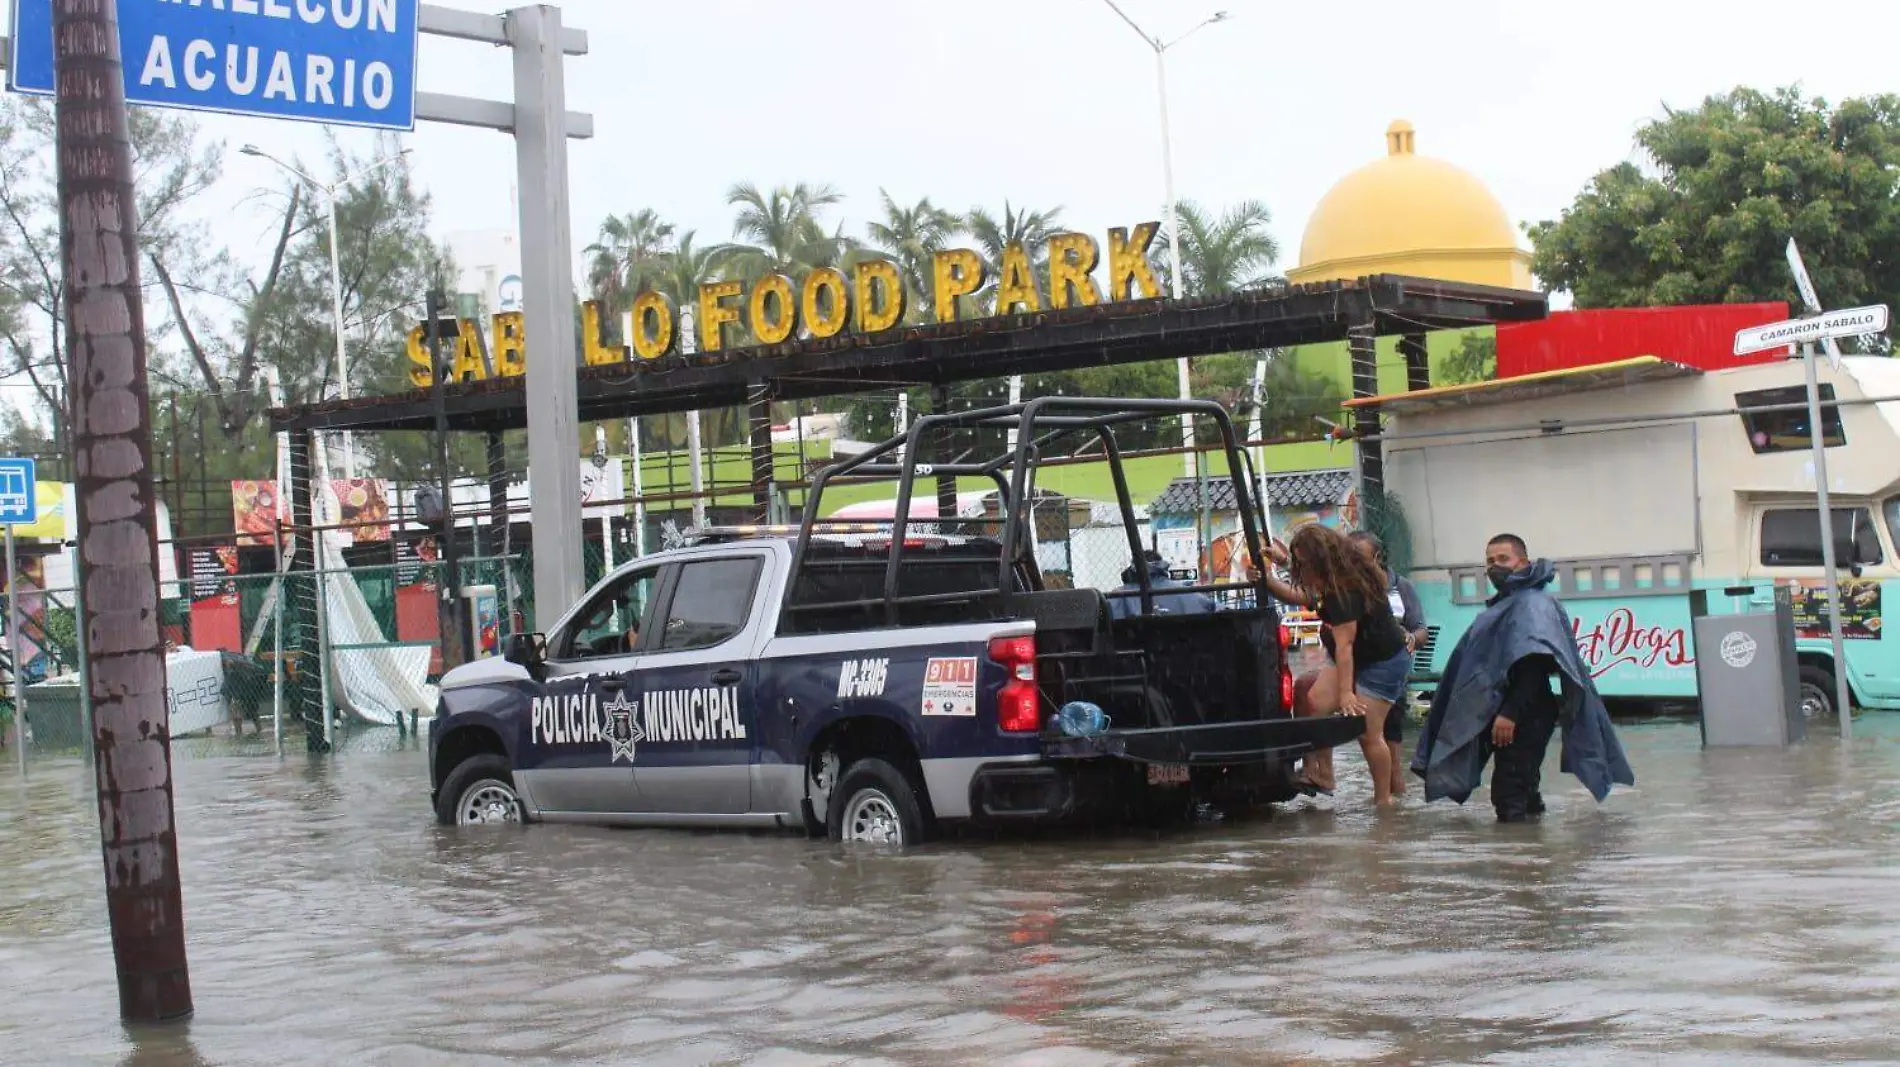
top-left (54, 0), bottom-right (193, 1023)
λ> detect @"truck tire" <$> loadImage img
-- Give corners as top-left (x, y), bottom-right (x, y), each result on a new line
top-left (437, 754), bottom-right (524, 827)
top-left (827, 757), bottom-right (930, 845)
top-left (1798, 664), bottom-right (1838, 720)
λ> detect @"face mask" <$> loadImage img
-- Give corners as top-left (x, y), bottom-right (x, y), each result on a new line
top-left (1487, 565), bottom-right (1514, 591)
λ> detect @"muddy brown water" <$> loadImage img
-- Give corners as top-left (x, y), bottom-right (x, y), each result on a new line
top-left (3, 717), bottom-right (1899, 1067)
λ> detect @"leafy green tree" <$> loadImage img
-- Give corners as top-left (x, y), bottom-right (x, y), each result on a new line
top-left (1187, 351), bottom-right (1343, 444)
top-left (152, 134), bottom-right (450, 436)
top-left (1439, 332), bottom-right (1497, 385)
top-left (0, 95), bottom-right (217, 455)
top-left (866, 190), bottom-right (963, 321)
top-left (1529, 86), bottom-right (1900, 316)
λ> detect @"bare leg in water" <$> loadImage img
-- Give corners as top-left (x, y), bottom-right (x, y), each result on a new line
top-left (1294, 669), bottom-right (1336, 791)
top-left (1296, 666), bottom-right (1397, 805)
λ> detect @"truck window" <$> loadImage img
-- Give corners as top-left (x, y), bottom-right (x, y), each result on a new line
top-left (1736, 385), bottom-right (1844, 454)
top-left (1888, 499), bottom-right (1900, 556)
top-left (659, 557), bottom-right (763, 652)
top-left (1759, 507), bottom-right (1882, 568)
top-left (561, 569), bottom-right (658, 659)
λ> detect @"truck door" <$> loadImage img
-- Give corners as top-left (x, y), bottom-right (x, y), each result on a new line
top-left (1744, 502), bottom-right (1896, 706)
top-left (523, 564), bottom-right (664, 815)
top-left (624, 553), bottom-right (768, 815)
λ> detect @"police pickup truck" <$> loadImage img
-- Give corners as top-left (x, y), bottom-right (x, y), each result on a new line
top-left (429, 398), bottom-right (1362, 843)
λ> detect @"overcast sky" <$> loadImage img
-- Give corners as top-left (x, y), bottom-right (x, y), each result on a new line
top-left (10, 0), bottom-right (1900, 307)
top-left (177, 0), bottom-right (1900, 286)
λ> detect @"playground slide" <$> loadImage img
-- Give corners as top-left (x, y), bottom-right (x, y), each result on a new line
top-left (318, 530), bottom-right (437, 727)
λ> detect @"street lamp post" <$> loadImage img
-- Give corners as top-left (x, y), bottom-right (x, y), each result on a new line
top-left (1101, 1), bottom-right (1229, 478)
top-left (240, 145), bottom-right (412, 481)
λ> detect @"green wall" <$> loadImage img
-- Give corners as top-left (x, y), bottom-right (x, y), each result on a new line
top-left (1284, 326), bottom-right (1491, 397)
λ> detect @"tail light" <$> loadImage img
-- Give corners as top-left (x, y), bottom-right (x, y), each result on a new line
top-left (989, 635), bottom-right (1041, 733)
top-left (1278, 624), bottom-right (1295, 713)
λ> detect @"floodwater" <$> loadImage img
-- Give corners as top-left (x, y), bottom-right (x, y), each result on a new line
top-left (4, 718), bottom-right (1900, 1067)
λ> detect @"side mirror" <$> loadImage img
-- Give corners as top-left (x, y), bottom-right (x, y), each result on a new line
top-left (504, 632), bottom-right (548, 680)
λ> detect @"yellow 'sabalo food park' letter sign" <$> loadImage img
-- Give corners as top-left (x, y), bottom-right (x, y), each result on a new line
top-left (407, 223), bottom-right (1160, 389)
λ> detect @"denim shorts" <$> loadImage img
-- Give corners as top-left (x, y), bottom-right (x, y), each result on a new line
top-left (1353, 649), bottom-right (1414, 704)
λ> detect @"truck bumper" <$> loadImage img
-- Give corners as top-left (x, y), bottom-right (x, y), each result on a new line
top-left (967, 715), bottom-right (1366, 823)
top-left (1039, 715), bottom-right (1365, 765)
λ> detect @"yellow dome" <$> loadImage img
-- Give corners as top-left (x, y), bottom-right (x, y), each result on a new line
top-left (1288, 121), bottom-right (1533, 289)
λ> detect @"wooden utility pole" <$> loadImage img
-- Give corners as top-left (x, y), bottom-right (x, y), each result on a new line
top-left (54, 0), bottom-right (193, 1021)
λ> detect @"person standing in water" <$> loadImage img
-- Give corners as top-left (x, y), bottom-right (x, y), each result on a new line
top-left (1412, 533), bottom-right (1635, 821)
top-left (1259, 524), bottom-right (1413, 807)
top-left (1347, 531), bottom-right (1427, 799)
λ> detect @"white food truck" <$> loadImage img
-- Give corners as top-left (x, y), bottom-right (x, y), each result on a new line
top-left (1356, 355), bottom-right (1900, 717)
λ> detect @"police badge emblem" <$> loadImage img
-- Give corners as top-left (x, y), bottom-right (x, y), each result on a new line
top-left (602, 691), bottom-right (643, 764)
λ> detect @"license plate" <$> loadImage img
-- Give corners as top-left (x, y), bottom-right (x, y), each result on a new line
top-left (1146, 763), bottom-right (1190, 786)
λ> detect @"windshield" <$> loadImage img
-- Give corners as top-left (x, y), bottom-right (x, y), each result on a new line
top-left (1887, 499), bottom-right (1900, 559)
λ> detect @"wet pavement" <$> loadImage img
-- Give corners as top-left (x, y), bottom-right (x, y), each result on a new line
top-left (4, 717), bottom-right (1900, 1067)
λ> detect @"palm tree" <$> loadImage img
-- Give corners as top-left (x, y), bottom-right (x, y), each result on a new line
top-left (964, 201), bottom-right (1064, 316)
top-left (584, 209), bottom-right (674, 319)
top-left (644, 230), bottom-right (744, 450)
top-left (1171, 199), bottom-right (1279, 296)
top-left (717, 181), bottom-right (851, 283)
top-left (652, 230), bottom-right (720, 314)
top-left (866, 190), bottom-right (963, 320)
top-left (965, 201), bottom-right (1064, 270)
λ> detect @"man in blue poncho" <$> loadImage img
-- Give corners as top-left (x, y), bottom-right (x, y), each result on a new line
top-left (1411, 533), bottom-right (1635, 821)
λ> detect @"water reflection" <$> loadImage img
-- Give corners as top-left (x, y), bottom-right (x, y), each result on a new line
top-left (118, 1025), bottom-right (212, 1067)
top-left (2, 717), bottom-right (1898, 1065)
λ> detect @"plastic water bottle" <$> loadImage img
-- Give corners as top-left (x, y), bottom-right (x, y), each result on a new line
top-left (1057, 701), bottom-right (1110, 737)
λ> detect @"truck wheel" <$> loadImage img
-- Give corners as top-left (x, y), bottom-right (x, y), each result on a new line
top-left (827, 758), bottom-right (929, 845)
top-left (437, 754), bottom-right (524, 827)
top-left (1798, 665), bottom-right (1838, 720)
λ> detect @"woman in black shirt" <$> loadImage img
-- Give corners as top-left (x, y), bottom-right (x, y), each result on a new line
top-left (1260, 524), bottom-right (1413, 807)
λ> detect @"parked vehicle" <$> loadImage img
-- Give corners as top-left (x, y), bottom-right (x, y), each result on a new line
top-left (1363, 355), bottom-right (1900, 718)
top-left (429, 398), bottom-right (1364, 841)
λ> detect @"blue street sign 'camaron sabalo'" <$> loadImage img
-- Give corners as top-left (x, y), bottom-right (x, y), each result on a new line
top-left (7, 0), bottom-right (420, 131)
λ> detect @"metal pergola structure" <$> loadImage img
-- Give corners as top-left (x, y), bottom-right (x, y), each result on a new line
top-left (274, 275), bottom-right (1546, 438)
top-left (266, 274), bottom-right (1547, 649)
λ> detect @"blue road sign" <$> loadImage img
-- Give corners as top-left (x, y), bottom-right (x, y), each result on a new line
top-left (7, 0), bottom-right (420, 131)
top-left (0, 458), bottom-right (37, 526)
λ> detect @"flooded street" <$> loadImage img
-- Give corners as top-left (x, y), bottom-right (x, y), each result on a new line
top-left (4, 718), bottom-right (1900, 1067)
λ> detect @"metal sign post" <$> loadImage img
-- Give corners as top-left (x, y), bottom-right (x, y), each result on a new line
top-left (1736, 304), bottom-right (1891, 741)
top-left (0, 456), bottom-right (35, 776)
top-left (1798, 340), bottom-right (1854, 740)
top-left (6, 525), bottom-right (23, 778)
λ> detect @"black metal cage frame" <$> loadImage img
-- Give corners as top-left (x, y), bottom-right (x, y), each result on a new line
top-left (789, 397), bottom-right (1273, 625)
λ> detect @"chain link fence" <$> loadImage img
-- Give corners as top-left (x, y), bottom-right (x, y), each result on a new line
top-left (0, 537), bottom-right (623, 770)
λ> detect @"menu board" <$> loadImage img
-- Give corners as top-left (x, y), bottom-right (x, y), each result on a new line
top-left (1786, 579), bottom-right (1882, 640)
top-left (186, 545), bottom-right (241, 653)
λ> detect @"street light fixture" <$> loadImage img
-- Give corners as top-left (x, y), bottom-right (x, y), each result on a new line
top-left (1100, 1), bottom-right (1230, 477)
top-left (240, 143), bottom-right (412, 481)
